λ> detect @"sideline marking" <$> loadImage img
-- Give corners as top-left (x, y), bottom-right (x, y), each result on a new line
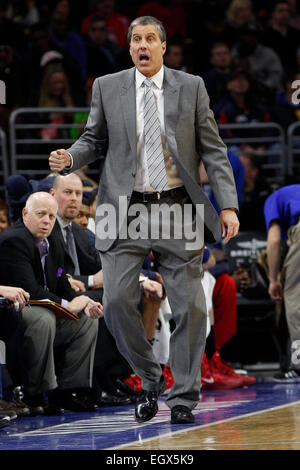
top-left (107, 400), bottom-right (300, 449)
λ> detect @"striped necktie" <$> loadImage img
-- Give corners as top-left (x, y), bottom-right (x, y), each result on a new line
top-left (143, 78), bottom-right (168, 193)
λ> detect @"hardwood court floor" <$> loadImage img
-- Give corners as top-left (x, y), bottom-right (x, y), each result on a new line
top-left (119, 402), bottom-right (300, 450)
top-left (1, 382), bottom-right (300, 450)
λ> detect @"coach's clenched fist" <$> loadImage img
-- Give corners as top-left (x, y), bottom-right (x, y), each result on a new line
top-left (49, 149), bottom-right (71, 173)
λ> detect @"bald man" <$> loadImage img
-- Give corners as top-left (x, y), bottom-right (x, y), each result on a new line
top-left (0, 192), bottom-right (103, 415)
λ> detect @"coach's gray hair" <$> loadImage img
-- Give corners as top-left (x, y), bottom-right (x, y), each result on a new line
top-left (127, 16), bottom-right (166, 43)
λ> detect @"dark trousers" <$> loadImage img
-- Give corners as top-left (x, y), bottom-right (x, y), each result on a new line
top-left (0, 307), bottom-right (27, 387)
top-left (93, 317), bottom-right (132, 393)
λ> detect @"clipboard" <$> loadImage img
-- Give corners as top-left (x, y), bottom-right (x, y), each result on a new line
top-left (29, 299), bottom-right (79, 321)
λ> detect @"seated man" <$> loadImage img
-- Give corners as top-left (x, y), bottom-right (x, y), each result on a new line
top-left (49, 174), bottom-right (103, 301)
top-left (0, 192), bottom-right (103, 415)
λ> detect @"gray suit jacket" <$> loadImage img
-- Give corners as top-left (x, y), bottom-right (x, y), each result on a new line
top-left (66, 66), bottom-right (238, 251)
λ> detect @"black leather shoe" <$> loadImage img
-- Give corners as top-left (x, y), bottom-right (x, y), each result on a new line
top-left (60, 391), bottom-right (98, 412)
top-left (135, 390), bottom-right (160, 423)
top-left (171, 405), bottom-right (194, 424)
top-left (23, 393), bottom-right (45, 417)
top-left (43, 402), bottom-right (64, 416)
top-left (134, 380), bottom-right (166, 423)
top-left (97, 390), bottom-right (132, 407)
top-left (24, 392), bottom-right (64, 416)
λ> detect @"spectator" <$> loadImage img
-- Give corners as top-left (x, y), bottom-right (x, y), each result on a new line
top-left (0, 200), bottom-right (10, 232)
top-left (213, 67), bottom-right (274, 150)
top-left (199, 150), bottom-right (245, 212)
top-left (84, 16), bottom-right (117, 78)
top-left (49, 10), bottom-right (87, 81)
top-left (227, 0), bottom-right (256, 29)
top-left (5, 0), bottom-right (40, 29)
top-left (29, 62), bottom-right (75, 142)
top-left (137, 0), bottom-right (187, 40)
top-left (231, 22), bottom-right (284, 94)
top-left (49, 174), bottom-right (103, 301)
top-left (271, 73), bottom-right (300, 133)
top-left (201, 247), bottom-right (256, 389)
top-left (239, 152), bottom-right (273, 231)
top-left (24, 22), bottom-right (85, 106)
top-left (202, 42), bottom-right (234, 105)
top-left (38, 62), bottom-right (74, 108)
top-left (262, 0), bottom-right (300, 76)
top-left (287, 0), bottom-right (300, 29)
top-left (0, 191), bottom-right (103, 414)
top-left (264, 184), bottom-right (300, 381)
top-left (57, 175), bottom-right (154, 405)
top-left (0, 0), bottom-right (28, 53)
top-left (0, 44), bottom-right (25, 131)
top-left (81, 0), bottom-right (130, 49)
top-left (188, 7), bottom-right (235, 75)
top-left (5, 174), bottom-right (56, 223)
top-left (163, 40), bottom-right (187, 72)
top-left (72, 200), bottom-right (91, 232)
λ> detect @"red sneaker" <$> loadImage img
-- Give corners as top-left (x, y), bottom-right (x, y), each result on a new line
top-left (212, 352), bottom-right (256, 387)
top-left (201, 353), bottom-right (215, 389)
top-left (123, 374), bottom-right (142, 391)
top-left (208, 352), bottom-right (244, 389)
top-left (163, 365), bottom-right (174, 390)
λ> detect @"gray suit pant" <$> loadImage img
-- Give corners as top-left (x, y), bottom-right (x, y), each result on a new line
top-left (284, 219), bottom-right (300, 370)
top-left (22, 306), bottom-right (98, 394)
top-left (100, 197), bottom-right (207, 410)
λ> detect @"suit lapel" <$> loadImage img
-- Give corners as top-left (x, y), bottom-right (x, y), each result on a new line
top-left (120, 67), bottom-right (137, 159)
top-left (163, 67), bottom-right (181, 137)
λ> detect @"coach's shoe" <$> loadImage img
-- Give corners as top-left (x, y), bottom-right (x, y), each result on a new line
top-left (135, 380), bottom-right (166, 423)
top-left (171, 405), bottom-right (195, 424)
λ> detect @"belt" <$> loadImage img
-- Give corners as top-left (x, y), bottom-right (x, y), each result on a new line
top-left (131, 186), bottom-right (186, 203)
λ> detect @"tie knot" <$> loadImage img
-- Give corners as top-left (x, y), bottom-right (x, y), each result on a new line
top-left (37, 240), bottom-right (48, 258)
top-left (144, 78), bottom-right (153, 88)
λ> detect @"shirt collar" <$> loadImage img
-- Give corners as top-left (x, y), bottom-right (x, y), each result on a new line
top-left (135, 65), bottom-right (164, 90)
top-left (57, 214), bottom-right (72, 231)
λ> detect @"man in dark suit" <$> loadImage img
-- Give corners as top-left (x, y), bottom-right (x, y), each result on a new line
top-left (0, 192), bottom-right (103, 415)
top-left (49, 16), bottom-right (239, 424)
top-left (49, 173), bottom-right (103, 301)
top-left (49, 173), bottom-right (136, 406)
